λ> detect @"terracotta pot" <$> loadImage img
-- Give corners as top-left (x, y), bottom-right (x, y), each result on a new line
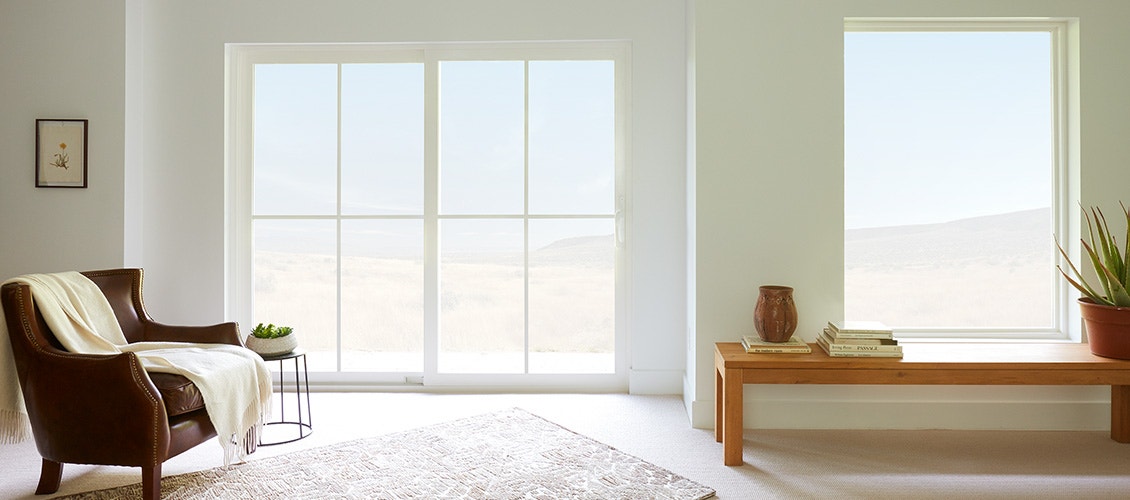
top-left (1079, 298), bottom-right (1130, 360)
top-left (754, 285), bottom-right (798, 343)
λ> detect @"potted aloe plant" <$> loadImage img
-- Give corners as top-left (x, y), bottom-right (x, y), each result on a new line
top-left (244, 322), bottom-right (298, 357)
top-left (1056, 203), bottom-right (1130, 359)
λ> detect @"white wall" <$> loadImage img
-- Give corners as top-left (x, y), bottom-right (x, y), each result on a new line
top-left (135, 0), bottom-right (689, 392)
top-left (0, 1), bottom-right (128, 279)
top-left (10, 0), bottom-right (1129, 427)
top-left (0, 0), bottom-right (688, 394)
top-left (690, 0), bottom-right (1130, 430)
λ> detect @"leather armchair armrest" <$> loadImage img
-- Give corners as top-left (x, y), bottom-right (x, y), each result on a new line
top-left (143, 321), bottom-right (243, 346)
top-left (20, 350), bottom-right (171, 466)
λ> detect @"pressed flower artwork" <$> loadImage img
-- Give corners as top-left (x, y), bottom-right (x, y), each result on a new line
top-left (50, 142), bottom-right (70, 169)
top-left (36, 119), bottom-right (87, 188)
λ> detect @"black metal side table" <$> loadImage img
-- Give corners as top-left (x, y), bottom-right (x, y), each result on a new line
top-left (258, 349), bottom-right (312, 446)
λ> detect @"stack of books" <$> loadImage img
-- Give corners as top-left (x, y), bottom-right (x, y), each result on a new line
top-left (741, 335), bottom-right (812, 353)
top-left (817, 320), bottom-right (902, 358)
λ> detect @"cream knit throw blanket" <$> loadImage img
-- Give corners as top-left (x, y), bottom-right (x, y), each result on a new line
top-left (0, 272), bottom-right (271, 465)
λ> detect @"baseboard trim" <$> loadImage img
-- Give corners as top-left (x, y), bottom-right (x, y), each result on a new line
top-left (628, 368), bottom-right (684, 395)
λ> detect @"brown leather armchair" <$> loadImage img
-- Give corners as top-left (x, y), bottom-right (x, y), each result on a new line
top-left (1, 268), bottom-right (245, 500)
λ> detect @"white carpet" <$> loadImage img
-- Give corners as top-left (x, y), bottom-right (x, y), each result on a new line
top-left (3, 393), bottom-right (1130, 499)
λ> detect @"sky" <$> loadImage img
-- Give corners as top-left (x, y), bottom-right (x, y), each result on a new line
top-left (844, 31), bottom-right (1054, 230)
top-left (251, 33), bottom-right (1055, 242)
top-left (251, 59), bottom-right (616, 256)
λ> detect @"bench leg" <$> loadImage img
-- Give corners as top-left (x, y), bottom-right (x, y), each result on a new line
top-left (1113, 385), bottom-right (1130, 443)
top-left (715, 365), bottom-right (723, 443)
top-left (722, 367), bottom-right (744, 465)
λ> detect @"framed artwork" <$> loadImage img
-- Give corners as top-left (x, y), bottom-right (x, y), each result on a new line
top-left (36, 119), bottom-right (88, 188)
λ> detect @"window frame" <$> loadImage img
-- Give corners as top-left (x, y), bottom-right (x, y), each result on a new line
top-left (843, 18), bottom-right (1074, 341)
top-left (225, 41), bottom-right (631, 389)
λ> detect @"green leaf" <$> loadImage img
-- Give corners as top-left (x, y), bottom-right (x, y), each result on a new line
top-left (251, 322), bottom-right (292, 338)
top-left (1122, 201), bottom-right (1130, 287)
top-left (1058, 238), bottom-right (1106, 302)
top-left (1055, 203), bottom-right (1130, 307)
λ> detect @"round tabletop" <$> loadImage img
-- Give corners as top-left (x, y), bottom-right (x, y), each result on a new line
top-left (257, 348), bottom-right (306, 362)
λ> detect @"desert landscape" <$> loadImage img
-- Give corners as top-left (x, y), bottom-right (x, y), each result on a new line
top-left (846, 207), bottom-right (1053, 328)
top-left (253, 208), bottom-right (1052, 374)
top-left (253, 234), bottom-right (615, 374)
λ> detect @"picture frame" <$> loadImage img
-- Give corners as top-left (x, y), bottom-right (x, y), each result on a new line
top-left (36, 119), bottom-right (88, 188)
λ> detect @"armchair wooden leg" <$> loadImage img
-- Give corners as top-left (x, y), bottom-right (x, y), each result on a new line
top-left (35, 459), bottom-right (63, 494)
top-left (142, 464), bottom-right (162, 500)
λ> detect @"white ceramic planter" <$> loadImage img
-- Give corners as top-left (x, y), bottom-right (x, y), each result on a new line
top-left (244, 333), bottom-right (298, 357)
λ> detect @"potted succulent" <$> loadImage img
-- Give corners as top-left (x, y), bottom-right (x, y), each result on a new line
top-left (1056, 203), bottom-right (1130, 359)
top-left (244, 322), bottom-right (298, 357)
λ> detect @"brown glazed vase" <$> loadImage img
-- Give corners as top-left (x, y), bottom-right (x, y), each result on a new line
top-left (1079, 298), bottom-right (1130, 360)
top-left (754, 285), bottom-right (798, 343)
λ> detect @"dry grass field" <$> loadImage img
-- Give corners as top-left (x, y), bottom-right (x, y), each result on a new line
top-left (252, 208), bottom-right (1052, 374)
top-left (846, 208), bottom-right (1053, 328)
top-left (252, 235), bottom-right (614, 373)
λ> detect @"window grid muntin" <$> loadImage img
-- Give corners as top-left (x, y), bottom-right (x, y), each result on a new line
top-left (235, 42), bottom-right (626, 383)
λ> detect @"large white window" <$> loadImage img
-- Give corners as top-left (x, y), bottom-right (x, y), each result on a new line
top-left (227, 43), bottom-right (628, 386)
top-left (844, 20), bottom-right (1068, 338)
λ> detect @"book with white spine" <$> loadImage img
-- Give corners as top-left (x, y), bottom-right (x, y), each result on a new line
top-left (817, 334), bottom-right (903, 358)
top-left (826, 320), bottom-right (894, 339)
top-left (818, 330), bottom-right (901, 353)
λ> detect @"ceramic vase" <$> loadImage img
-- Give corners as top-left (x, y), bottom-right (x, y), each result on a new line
top-left (754, 285), bottom-right (798, 343)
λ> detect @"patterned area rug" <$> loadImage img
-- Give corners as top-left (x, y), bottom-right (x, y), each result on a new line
top-left (59, 408), bottom-right (715, 499)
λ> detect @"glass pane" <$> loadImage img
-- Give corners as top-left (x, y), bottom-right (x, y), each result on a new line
top-left (253, 220), bottom-right (338, 371)
top-left (439, 61), bottom-right (524, 215)
top-left (254, 64), bottom-right (337, 215)
top-left (438, 219), bottom-right (524, 373)
top-left (844, 31), bottom-right (1053, 329)
top-left (529, 61), bottom-right (615, 215)
top-left (341, 64), bottom-right (424, 215)
top-left (529, 219), bottom-right (615, 373)
top-left (340, 220), bottom-right (424, 372)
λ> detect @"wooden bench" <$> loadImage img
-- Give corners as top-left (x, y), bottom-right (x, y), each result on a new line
top-left (714, 341), bottom-right (1130, 465)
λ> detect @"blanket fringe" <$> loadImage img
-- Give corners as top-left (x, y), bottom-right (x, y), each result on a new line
top-left (0, 408), bottom-right (32, 444)
top-left (221, 404), bottom-right (269, 465)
